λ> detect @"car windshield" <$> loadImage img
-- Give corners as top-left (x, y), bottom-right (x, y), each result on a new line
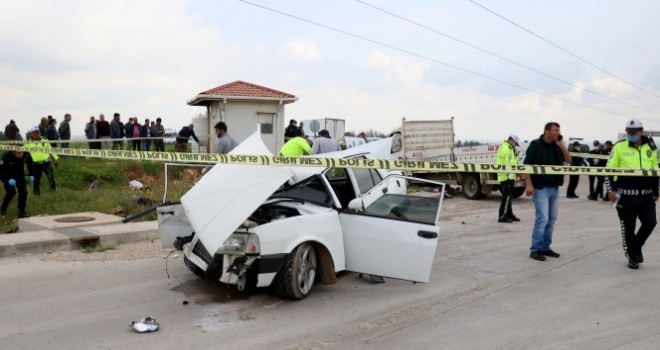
top-left (270, 174), bottom-right (333, 207)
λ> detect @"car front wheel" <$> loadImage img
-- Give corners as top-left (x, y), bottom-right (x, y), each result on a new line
top-left (183, 255), bottom-right (205, 278)
top-left (274, 243), bottom-right (317, 299)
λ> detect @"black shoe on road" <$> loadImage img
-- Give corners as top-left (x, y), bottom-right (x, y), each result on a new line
top-left (633, 253), bottom-right (644, 264)
top-left (628, 259), bottom-right (639, 269)
top-left (541, 249), bottom-right (561, 258)
top-left (508, 215), bottom-right (521, 222)
top-left (587, 195), bottom-right (597, 201)
top-left (530, 251), bottom-right (547, 261)
top-left (498, 217), bottom-right (514, 223)
top-left (567, 194), bottom-right (579, 199)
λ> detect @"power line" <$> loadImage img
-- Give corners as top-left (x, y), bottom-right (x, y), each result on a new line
top-left (354, 0), bottom-right (660, 117)
top-left (237, 0), bottom-right (635, 119)
top-left (468, 0), bottom-right (660, 101)
top-left (563, 0), bottom-right (655, 60)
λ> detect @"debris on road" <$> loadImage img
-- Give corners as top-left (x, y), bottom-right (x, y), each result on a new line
top-left (131, 316), bottom-right (159, 333)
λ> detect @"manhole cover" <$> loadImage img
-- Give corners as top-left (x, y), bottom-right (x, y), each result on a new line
top-left (54, 216), bottom-right (96, 223)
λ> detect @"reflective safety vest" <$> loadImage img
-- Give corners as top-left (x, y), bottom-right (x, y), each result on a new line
top-left (25, 137), bottom-right (58, 163)
top-left (497, 140), bottom-right (518, 182)
top-left (606, 137), bottom-right (659, 194)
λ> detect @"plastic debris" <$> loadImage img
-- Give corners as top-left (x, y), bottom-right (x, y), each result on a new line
top-left (88, 180), bottom-right (102, 190)
top-left (131, 316), bottom-right (159, 333)
top-left (129, 180), bottom-right (144, 190)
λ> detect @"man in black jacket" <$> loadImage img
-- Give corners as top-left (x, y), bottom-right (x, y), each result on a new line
top-left (523, 122), bottom-right (571, 261)
top-left (0, 149), bottom-right (33, 218)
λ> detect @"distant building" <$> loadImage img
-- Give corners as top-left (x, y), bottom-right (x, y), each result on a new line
top-left (187, 80), bottom-right (298, 154)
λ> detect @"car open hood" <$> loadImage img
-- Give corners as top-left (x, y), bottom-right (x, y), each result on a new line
top-left (181, 132), bottom-right (293, 255)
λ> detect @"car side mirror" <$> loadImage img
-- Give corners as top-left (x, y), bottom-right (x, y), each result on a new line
top-left (348, 198), bottom-right (364, 212)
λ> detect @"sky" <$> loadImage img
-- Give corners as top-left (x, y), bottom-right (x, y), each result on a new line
top-left (1, 0), bottom-right (659, 143)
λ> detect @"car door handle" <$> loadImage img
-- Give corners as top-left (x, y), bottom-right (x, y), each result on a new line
top-left (418, 230), bottom-right (438, 239)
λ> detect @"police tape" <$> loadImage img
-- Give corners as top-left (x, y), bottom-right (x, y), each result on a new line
top-left (0, 144), bottom-right (658, 177)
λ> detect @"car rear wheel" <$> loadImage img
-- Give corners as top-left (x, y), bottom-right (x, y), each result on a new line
top-left (183, 255), bottom-right (205, 278)
top-left (274, 243), bottom-right (317, 299)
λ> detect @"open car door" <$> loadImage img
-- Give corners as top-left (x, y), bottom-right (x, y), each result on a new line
top-left (339, 175), bottom-right (444, 283)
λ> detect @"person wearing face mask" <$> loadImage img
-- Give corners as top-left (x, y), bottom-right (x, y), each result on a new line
top-left (605, 119), bottom-right (659, 270)
top-left (566, 141), bottom-right (583, 198)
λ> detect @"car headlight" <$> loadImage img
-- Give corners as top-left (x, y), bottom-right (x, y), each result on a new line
top-left (218, 233), bottom-right (260, 256)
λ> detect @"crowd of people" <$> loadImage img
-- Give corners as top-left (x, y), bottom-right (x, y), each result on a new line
top-left (497, 120), bottom-right (658, 270)
top-left (83, 114), bottom-right (167, 151)
top-left (280, 119), bottom-right (342, 156)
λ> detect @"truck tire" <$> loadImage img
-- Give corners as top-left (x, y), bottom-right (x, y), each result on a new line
top-left (462, 174), bottom-right (486, 200)
top-left (512, 187), bottom-right (525, 198)
top-left (274, 243), bottom-right (317, 299)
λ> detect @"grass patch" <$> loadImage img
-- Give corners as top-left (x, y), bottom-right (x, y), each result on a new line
top-left (82, 245), bottom-right (115, 253)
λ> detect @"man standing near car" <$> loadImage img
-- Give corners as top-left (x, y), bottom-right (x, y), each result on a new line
top-left (279, 136), bottom-right (312, 156)
top-left (605, 119), bottom-right (659, 270)
top-left (497, 134), bottom-right (521, 223)
top-left (524, 122), bottom-right (571, 261)
top-left (311, 129), bottom-right (341, 154)
top-left (202, 122), bottom-right (239, 175)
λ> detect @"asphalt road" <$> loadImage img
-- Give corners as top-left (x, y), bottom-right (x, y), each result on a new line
top-left (1, 182), bottom-right (659, 349)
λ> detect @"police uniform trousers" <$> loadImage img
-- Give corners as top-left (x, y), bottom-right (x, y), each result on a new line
top-left (616, 194), bottom-right (657, 259)
top-left (498, 179), bottom-right (515, 219)
top-left (33, 160), bottom-right (56, 195)
top-left (2, 179), bottom-right (27, 215)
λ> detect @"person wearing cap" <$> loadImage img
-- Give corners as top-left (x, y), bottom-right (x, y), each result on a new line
top-left (0, 148), bottom-right (34, 218)
top-left (4, 119), bottom-right (20, 141)
top-left (605, 119), bottom-right (659, 270)
top-left (523, 122), bottom-right (571, 262)
top-left (278, 136), bottom-right (312, 157)
top-left (284, 119), bottom-right (302, 142)
top-left (25, 126), bottom-right (59, 196)
top-left (587, 140), bottom-right (605, 200)
top-left (566, 141), bottom-right (584, 198)
top-left (312, 129), bottom-right (341, 155)
top-left (497, 134), bottom-right (521, 223)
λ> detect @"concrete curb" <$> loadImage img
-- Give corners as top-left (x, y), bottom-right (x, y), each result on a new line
top-left (0, 230), bottom-right (72, 257)
top-left (0, 214), bottom-right (159, 257)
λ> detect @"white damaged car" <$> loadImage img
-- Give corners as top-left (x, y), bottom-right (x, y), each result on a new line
top-left (158, 133), bottom-right (445, 299)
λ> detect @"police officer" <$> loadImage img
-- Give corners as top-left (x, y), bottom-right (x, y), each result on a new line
top-left (25, 126), bottom-right (59, 196)
top-left (605, 119), bottom-right (659, 270)
top-left (587, 140), bottom-right (605, 200)
top-left (497, 134), bottom-right (521, 223)
top-left (0, 149), bottom-right (34, 218)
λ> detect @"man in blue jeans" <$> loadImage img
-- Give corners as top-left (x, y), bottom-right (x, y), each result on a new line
top-left (523, 122), bottom-right (571, 261)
